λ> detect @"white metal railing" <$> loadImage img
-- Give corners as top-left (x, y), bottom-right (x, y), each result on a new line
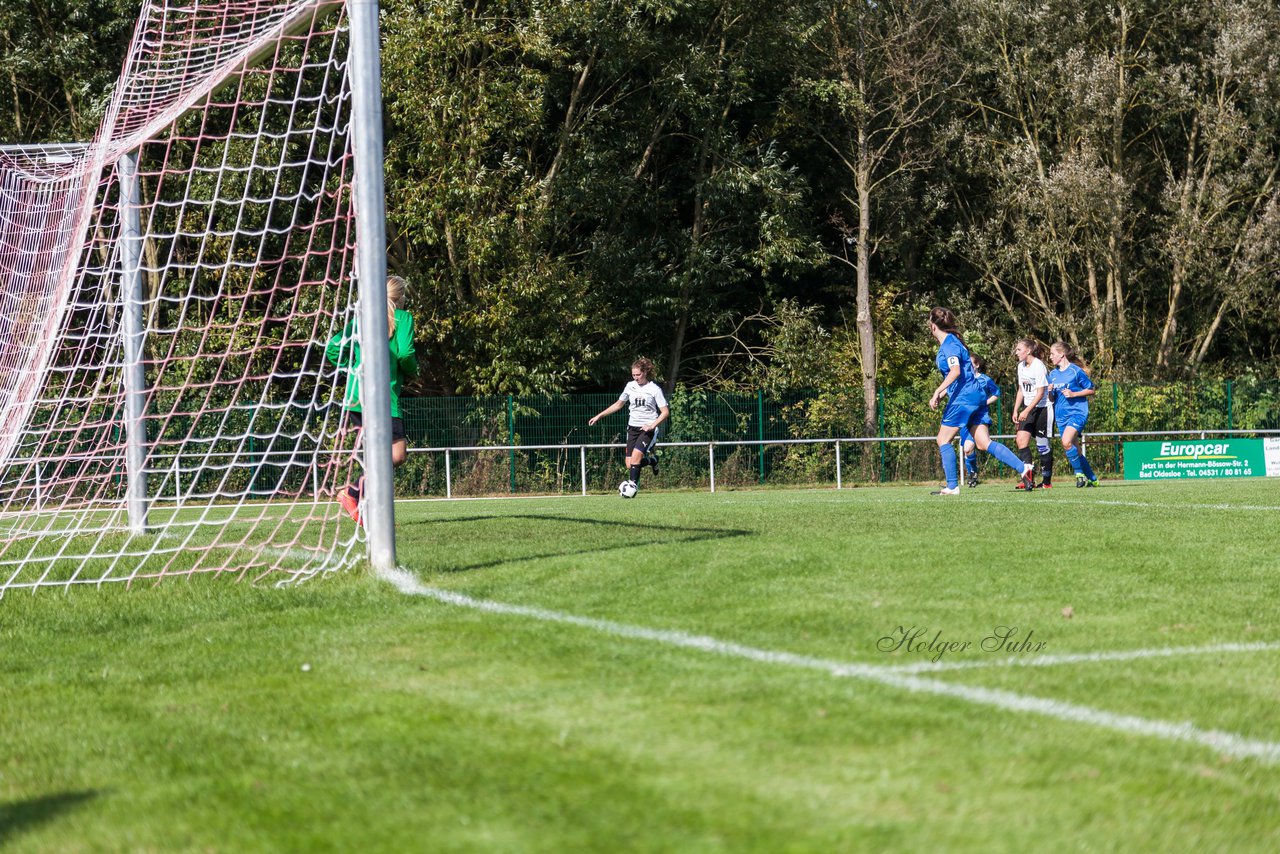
top-left (403, 428), bottom-right (1280, 498)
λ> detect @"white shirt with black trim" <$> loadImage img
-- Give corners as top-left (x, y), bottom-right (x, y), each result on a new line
top-left (1017, 358), bottom-right (1050, 410)
top-left (620, 381), bottom-right (668, 427)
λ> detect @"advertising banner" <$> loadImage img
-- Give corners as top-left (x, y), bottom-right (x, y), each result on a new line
top-left (1123, 438), bottom-right (1280, 480)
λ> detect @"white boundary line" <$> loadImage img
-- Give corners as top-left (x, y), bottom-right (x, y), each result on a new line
top-left (380, 567), bottom-right (1280, 765)
top-left (1095, 499), bottom-right (1280, 512)
top-left (916, 495), bottom-right (1280, 513)
top-left (878, 641), bottom-right (1280, 674)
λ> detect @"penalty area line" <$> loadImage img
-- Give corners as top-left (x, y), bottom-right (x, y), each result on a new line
top-left (380, 567), bottom-right (1280, 766)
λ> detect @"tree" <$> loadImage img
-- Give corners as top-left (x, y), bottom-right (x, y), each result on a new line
top-left (381, 0), bottom-right (594, 394)
top-left (382, 0), bottom-right (821, 393)
top-left (0, 0), bottom-right (137, 143)
top-left (1150, 0), bottom-right (1280, 371)
top-left (795, 0), bottom-right (959, 432)
top-left (553, 0), bottom-right (823, 389)
top-left (949, 0), bottom-right (1163, 369)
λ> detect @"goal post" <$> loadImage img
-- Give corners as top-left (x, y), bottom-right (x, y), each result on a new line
top-left (119, 149), bottom-right (149, 536)
top-left (349, 0), bottom-right (395, 572)
top-left (0, 0), bottom-right (396, 593)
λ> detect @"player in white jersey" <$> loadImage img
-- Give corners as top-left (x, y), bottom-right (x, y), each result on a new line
top-left (588, 357), bottom-right (669, 493)
top-left (1012, 337), bottom-right (1054, 490)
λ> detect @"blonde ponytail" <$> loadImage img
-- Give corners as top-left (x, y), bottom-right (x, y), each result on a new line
top-left (386, 275), bottom-right (407, 337)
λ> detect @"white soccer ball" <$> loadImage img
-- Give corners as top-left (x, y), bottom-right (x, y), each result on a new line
top-left (618, 479), bottom-right (638, 498)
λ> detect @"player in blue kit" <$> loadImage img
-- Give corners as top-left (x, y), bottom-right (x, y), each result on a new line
top-left (1047, 340), bottom-right (1099, 487)
top-left (959, 354), bottom-right (1000, 486)
top-left (927, 308), bottom-right (1034, 495)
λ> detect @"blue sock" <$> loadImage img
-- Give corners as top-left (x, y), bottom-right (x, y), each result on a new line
top-left (940, 444), bottom-right (958, 488)
top-left (964, 452), bottom-right (978, 476)
top-left (986, 441), bottom-right (1025, 473)
top-left (1065, 446), bottom-right (1084, 474)
top-left (1080, 453), bottom-right (1096, 481)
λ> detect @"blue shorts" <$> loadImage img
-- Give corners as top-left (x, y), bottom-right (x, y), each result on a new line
top-left (958, 414), bottom-right (994, 446)
top-left (941, 395), bottom-right (990, 430)
top-left (1058, 413), bottom-right (1087, 435)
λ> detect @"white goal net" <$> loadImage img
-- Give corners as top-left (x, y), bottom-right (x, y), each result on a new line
top-left (0, 0), bottom-right (369, 594)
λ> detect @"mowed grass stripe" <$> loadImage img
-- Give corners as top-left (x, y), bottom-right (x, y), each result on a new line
top-left (5, 479), bottom-right (1280, 850)
top-left (382, 567), bottom-right (1280, 765)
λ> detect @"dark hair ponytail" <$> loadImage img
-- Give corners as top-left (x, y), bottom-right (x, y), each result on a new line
top-left (928, 307), bottom-right (959, 334)
top-left (928, 307), bottom-right (968, 351)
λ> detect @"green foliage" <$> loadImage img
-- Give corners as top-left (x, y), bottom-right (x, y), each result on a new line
top-left (751, 299), bottom-right (855, 394)
top-left (0, 0), bottom-right (137, 142)
top-left (379, 0), bottom-right (826, 393)
top-left (7, 0), bottom-right (1280, 398)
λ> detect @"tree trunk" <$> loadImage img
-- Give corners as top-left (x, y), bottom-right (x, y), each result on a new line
top-left (855, 159), bottom-right (876, 435)
top-left (1086, 255), bottom-right (1106, 364)
top-left (1157, 120), bottom-right (1199, 372)
top-left (1108, 5), bottom-right (1129, 338)
top-left (541, 49), bottom-right (596, 205)
top-left (1156, 257), bottom-right (1184, 371)
top-left (667, 307), bottom-right (688, 390)
top-left (1191, 298), bottom-right (1230, 369)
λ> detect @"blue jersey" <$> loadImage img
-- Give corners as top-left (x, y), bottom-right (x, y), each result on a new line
top-left (935, 334), bottom-right (981, 401)
top-left (1048, 362), bottom-right (1093, 422)
top-left (975, 371), bottom-right (1000, 402)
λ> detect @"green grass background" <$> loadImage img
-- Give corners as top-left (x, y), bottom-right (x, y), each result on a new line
top-left (3, 479), bottom-right (1279, 851)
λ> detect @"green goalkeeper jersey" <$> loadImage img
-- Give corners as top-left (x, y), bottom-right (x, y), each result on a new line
top-left (325, 309), bottom-right (418, 417)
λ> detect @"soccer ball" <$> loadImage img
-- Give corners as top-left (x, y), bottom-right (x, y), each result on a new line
top-left (618, 479), bottom-right (638, 498)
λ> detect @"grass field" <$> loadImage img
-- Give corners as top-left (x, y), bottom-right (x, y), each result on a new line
top-left (3, 477), bottom-right (1280, 851)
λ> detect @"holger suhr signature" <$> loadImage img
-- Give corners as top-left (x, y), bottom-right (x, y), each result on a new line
top-left (877, 625), bottom-right (1047, 663)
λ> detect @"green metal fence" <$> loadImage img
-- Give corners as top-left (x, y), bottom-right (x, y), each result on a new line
top-left (151, 379), bottom-right (1277, 499)
top-left (385, 379), bottom-right (1280, 497)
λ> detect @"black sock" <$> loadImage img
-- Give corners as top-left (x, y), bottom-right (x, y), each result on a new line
top-left (1019, 447), bottom-right (1033, 468)
top-left (629, 464), bottom-right (640, 484)
top-left (1039, 449), bottom-right (1053, 484)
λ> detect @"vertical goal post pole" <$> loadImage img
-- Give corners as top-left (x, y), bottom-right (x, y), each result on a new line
top-left (349, 0), bottom-right (396, 571)
top-left (118, 150), bottom-right (149, 535)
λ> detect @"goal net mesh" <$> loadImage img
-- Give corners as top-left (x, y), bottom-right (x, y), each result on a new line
top-left (0, 0), bottom-right (367, 594)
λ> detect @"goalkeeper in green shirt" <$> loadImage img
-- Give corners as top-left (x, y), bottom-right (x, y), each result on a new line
top-left (326, 275), bottom-right (419, 526)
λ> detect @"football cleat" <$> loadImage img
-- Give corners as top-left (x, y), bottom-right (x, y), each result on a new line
top-left (1036, 482), bottom-right (1052, 490)
top-left (967, 475), bottom-right (980, 488)
top-left (1020, 464), bottom-right (1036, 491)
top-left (930, 486), bottom-right (961, 496)
top-left (1076, 474), bottom-right (1087, 488)
top-left (1086, 478), bottom-right (1098, 487)
top-left (337, 490), bottom-right (361, 526)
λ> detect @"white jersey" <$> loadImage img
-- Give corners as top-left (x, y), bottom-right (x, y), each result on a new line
top-left (1017, 358), bottom-right (1049, 409)
top-left (620, 380), bottom-right (668, 427)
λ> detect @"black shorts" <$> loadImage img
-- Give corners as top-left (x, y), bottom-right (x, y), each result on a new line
top-left (349, 411), bottom-right (407, 443)
top-left (1016, 407), bottom-right (1050, 441)
top-left (625, 425), bottom-right (659, 456)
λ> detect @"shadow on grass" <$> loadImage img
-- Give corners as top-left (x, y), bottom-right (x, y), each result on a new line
top-left (401, 514), bottom-right (752, 573)
top-left (0, 790), bottom-right (100, 845)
